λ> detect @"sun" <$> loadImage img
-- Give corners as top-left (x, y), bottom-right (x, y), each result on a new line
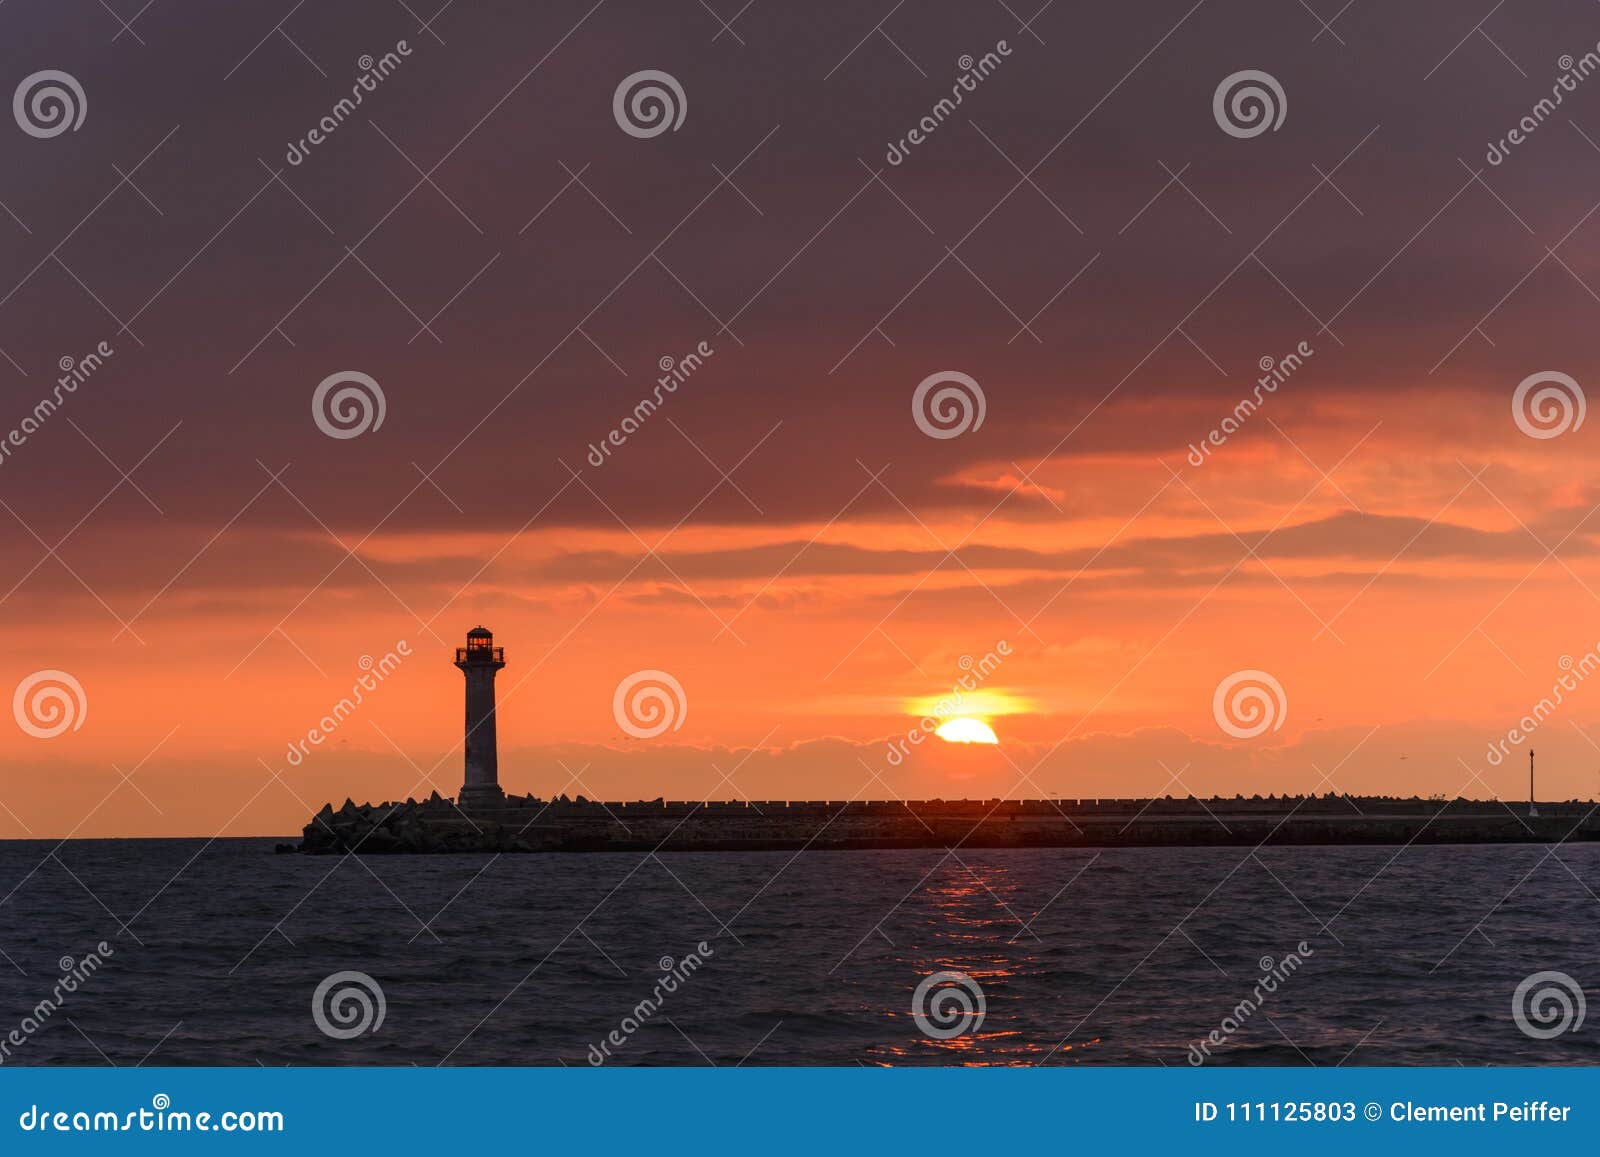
top-left (935, 717), bottom-right (999, 744)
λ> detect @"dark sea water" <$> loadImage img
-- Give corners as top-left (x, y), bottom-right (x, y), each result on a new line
top-left (1, 839), bottom-right (1597, 1067)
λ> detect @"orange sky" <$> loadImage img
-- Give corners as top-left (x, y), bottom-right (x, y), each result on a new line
top-left (8, 383), bottom-right (1600, 837)
top-left (5, 2), bottom-right (1600, 835)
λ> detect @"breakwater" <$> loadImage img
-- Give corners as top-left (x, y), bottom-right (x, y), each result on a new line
top-left (292, 794), bottom-right (1600, 854)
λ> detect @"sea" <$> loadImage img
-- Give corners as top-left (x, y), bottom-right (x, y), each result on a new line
top-left (1, 839), bottom-right (1597, 1066)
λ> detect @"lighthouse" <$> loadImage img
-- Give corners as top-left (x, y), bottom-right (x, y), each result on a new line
top-left (454, 626), bottom-right (506, 809)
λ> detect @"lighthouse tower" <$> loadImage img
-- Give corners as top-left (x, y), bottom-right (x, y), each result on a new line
top-left (454, 626), bottom-right (506, 809)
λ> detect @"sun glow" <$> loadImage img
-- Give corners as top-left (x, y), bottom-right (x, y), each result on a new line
top-left (907, 689), bottom-right (1028, 718)
top-left (934, 717), bottom-right (1000, 744)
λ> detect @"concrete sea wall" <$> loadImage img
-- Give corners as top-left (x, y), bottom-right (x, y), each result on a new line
top-left (291, 794), bottom-right (1600, 854)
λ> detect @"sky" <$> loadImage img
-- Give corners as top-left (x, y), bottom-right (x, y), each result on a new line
top-left (5, 0), bottom-right (1600, 837)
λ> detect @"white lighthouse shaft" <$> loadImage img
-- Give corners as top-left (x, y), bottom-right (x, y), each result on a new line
top-left (463, 665), bottom-right (499, 793)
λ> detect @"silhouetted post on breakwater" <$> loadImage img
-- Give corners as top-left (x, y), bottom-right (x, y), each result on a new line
top-left (455, 625), bottom-right (506, 809)
top-left (1530, 749), bottom-right (1538, 818)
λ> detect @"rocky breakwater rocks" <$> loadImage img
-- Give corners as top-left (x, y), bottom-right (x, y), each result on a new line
top-left (292, 793), bottom-right (556, 854)
top-left (287, 795), bottom-right (1600, 854)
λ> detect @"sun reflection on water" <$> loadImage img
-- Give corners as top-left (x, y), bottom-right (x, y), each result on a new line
top-left (860, 859), bottom-right (1109, 1066)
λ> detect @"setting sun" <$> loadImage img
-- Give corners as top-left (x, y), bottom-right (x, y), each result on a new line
top-left (934, 718), bottom-right (1000, 744)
